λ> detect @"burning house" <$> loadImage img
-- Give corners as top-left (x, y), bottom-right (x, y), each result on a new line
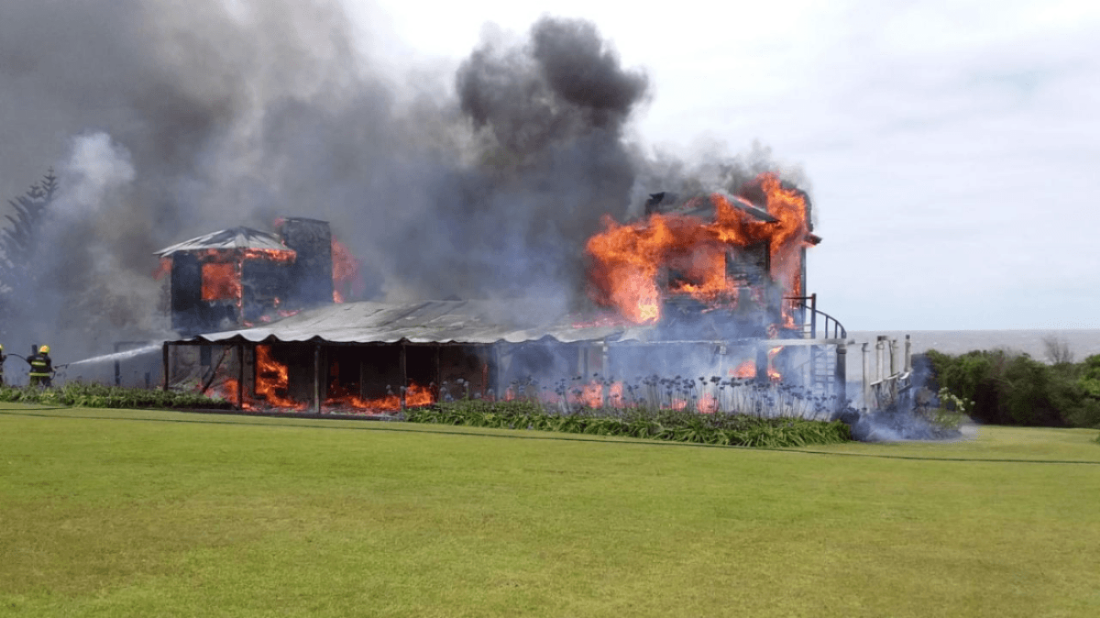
top-left (159, 172), bottom-right (858, 415)
top-left (154, 218), bottom-right (334, 334)
top-left (579, 171), bottom-right (849, 401)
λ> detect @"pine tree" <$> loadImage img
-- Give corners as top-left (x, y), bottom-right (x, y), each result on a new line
top-left (0, 170), bottom-right (58, 339)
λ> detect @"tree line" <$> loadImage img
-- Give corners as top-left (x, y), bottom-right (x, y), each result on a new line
top-left (925, 339), bottom-right (1100, 428)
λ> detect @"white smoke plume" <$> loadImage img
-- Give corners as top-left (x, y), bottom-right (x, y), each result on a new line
top-left (56, 132), bottom-right (135, 217)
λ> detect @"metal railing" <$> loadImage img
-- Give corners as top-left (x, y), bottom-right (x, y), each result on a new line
top-left (783, 293), bottom-right (847, 340)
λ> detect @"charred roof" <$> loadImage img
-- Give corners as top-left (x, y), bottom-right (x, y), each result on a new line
top-left (154, 227), bottom-right (292, 257)
top-left (640, 188), bottom-right (821, 245)
top-left (176, 299), bottom-right (624, 346)
top-left (643, 191), bottom-right (778, 223)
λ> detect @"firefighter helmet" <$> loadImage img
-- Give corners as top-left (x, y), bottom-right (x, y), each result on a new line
top-left (40, 345), bottom-right (50, 354)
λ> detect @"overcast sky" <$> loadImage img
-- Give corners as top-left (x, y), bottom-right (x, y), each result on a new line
top-left (348, 0), bottom-right (1099, 331)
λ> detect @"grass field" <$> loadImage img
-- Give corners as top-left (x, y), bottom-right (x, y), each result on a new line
top-left (1, 404), bottom-right (1098, 617)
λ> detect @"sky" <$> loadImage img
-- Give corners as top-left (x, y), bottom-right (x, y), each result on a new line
top-left (348, 0), bottom-right (1100, 330)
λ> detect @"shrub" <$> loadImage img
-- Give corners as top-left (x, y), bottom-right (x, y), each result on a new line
top-left (925, 387), bottom-right (970, 431)
top-left (927, 349), bottom-right (1100, 428)
top-left (0, 383), bottom-right (234, 410)
top-left (405, 401), bottom-right (851, 448)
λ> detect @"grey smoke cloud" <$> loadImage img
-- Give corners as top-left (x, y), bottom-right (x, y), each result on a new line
top-left (0, 0), bottom-right (801, 359)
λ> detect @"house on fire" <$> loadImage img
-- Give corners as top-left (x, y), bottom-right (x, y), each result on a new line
top-left (154, 218), bottom-right (334, 335)
top-left (642, 188), bottom-right (820, 304)
top-left (157, 184), bottom-right (856, 414)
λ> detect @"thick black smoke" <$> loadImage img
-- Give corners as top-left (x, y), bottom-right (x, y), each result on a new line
top-left (0, 1), bottom-right (802, 363)
top-left (1, 0), bottom-right (388, 357)
top-left (406, 17), bottom-right (650, 300)
top-left (458, 19), bottom-right (647, 149)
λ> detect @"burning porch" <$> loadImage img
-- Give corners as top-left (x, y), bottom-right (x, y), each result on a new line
top-left (161, 296), bottom-right (850, 415)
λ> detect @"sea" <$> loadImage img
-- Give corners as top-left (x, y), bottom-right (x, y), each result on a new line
top-left (846, 329), bottom-right (1100, 360)
top-left (836, 329), bottom-right (1100, 405)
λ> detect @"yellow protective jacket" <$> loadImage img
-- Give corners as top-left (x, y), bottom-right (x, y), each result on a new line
top-left (28, 353), bottom-right (52, 378)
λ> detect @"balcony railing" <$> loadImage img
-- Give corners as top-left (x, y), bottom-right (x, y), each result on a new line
top-left (783, 293), bottom-right (847, 340)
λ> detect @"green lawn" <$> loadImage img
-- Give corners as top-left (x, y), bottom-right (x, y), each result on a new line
top-left (1, 404), bottom-right (1098, 617)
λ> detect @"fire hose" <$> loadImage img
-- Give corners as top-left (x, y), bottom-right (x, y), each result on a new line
top-left (3, 354), bottom-right (66, 376)
top-left (5, 354), bottom-right (66, 367)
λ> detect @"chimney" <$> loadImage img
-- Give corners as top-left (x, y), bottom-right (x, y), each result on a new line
top-left (275, 218), bottom-right (334, 309)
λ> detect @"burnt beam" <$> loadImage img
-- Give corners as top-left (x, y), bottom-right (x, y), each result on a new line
top-left (399, 344), bottom-right (407, 410)
top-left (162, 343), bottom-right (170, 391)
top-left (313, 344), bottom-right (322, 414)
top-left (237, 343), bottom-right (245, 410)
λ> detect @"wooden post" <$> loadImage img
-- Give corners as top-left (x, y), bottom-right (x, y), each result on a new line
top-left (161, 342), bottom-right (170, 391)
top-left (808, 345), bottom-right (816, 387)
top-left (835, 342), bottom-right (847, 411)
top-left (434, 345), bottom-right (441, 401)
top-left (904, 335), bottom-right (912, 373)
top-left (862, 342), bottom-right (870, 410)
top-left (399, 343), bottom-right (407, 410)
top-left (601, 341), bottom-right (609, 407)
top-left (810, 293), bottom-right (817, 339)
top-left (876, 336), bottom-right (886, 382)
top-left (237, 343), bottom-right (244, 409)
top-left (253, 343), bottom-right (258, 402)
top-left (313, 344), bottom-right (322, 414)
top-left (755, 345), bottom-right (769, 385)
top-left (494, 344), bottom-right (504, 401)
top-left (601, 341), bottom-right (609, 377)
top-left (114, 342), bottom-right (122, 387)
top-left (889, 338), bottom-right (897, 377)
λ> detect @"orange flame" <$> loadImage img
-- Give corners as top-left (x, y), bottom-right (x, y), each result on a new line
top-left (732, 360), bottom-right (756, 378)
top-left (216, 378), bottom-right (241, 407)
top-left (586, 172), bottom-right (811, 324)
top-left (325, 381), bottom-right (435, 411)
top-left (608, 382), bottom-right (624, 407)
top-left (206, 344), bottom-right (437, 412)
top-left (241, 248), bottom-right (296, 263)
top-left (579, 380), bottom-right (603, 408)
top-left (331, 238), bottom-right (364, 303)
top-left (698, 394), bottom-right (718, 414)
top-left (726, 348), bottom-right (784, 381)
top-left (254, 345), bottom-right (306, 410)
top-left (153, 258), bottom-right (171, 280)
top-left (201, 262), bottom-right (239, 301)
top-left (406, 383), bottom-right (434, 407)
top-left (158, 248), bottom-right (295, 306)
top-left (767, 346), bottom-right (783, 382)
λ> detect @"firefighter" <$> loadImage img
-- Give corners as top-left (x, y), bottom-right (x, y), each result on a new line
top-left (27, 344), bottom-right (53, 388)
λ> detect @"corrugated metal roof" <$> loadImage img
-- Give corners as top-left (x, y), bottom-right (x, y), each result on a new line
top-left (179, 300), bottom-right (631, 345)
top-left (154, 227), bottom-right (291, 257)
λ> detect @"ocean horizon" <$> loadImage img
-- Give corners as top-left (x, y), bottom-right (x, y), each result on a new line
top-left (846, 329), bottom-right (1100, 361)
